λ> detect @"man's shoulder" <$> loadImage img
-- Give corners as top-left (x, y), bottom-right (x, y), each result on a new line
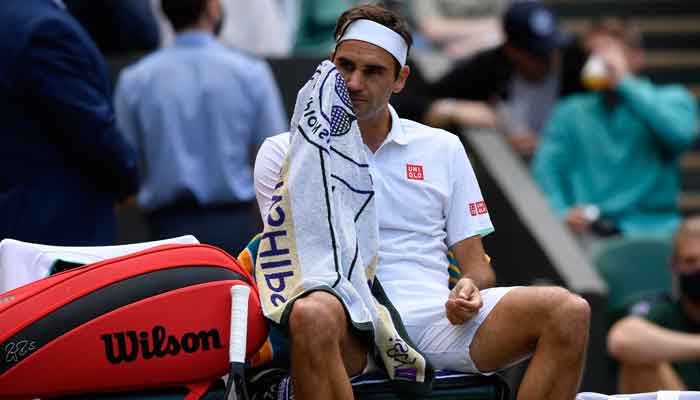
top-left (125, 43), bottom-right (267, 75)
top-left (0, 0), bottom-right (70, 31)
top-left (255, 132), bottom-right (289, 180)
top-left (263, 131), bottom-right (291, 148)
top-left (0, 1), bottom-right (91, 83)
top-left (258, 132), bottom-right (290, 159)
top-left (0, 1), bottom-right (80, 52)
top-left (399, 117), bottom-right (462, 148)
top-left (210, 45), bottom-right (271, 75)
top-left (554, 92), bottom-right (598, 114)
top-left (118, 48), bottom-right (171, 82)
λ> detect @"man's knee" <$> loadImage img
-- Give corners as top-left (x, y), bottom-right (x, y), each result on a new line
top-left (288, 292), bottom-right (346, 347)
top-left (548, 288), bottom-right (591, 342)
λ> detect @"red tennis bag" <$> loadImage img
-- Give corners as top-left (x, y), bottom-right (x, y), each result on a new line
top-left (0, 244), bottom-right (268, 399)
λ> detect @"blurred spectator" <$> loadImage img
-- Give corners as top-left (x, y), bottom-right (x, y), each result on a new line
top-left (155, 0), bottom-right (296, 57)
top-left (400, 0), bottom-right (587, 157)
top-left (411, 0), bottom-right (509, 60)
top-left (294, 0), bottom-right (353, 56)
top-left (608, 216), bottom-right (700, 392)
top-left (64, 0), bottom-right (160, 55)
top-left (532, 18), bottom-right (698, 249)
top-left (218, 0), bottom-right (295, 57)
top-left (0, 0), bottom-right (139, 246)
top-left (114, 0), bottom-right (287, 255)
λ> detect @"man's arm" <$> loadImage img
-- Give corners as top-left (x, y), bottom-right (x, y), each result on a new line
top-left (618, 77), bottom-right (698, 156)
top-left (444, 136), bottom-right (496, 290)
top-left (253, 133), bottom-right (289, 219)
top-left (531, 103), bottom-right (585, 231)
top-left (450, 235), bottom-right (495, 289)
top-left (423, 98), bottom-right (498, 130)
top-left (444, 236), bottom-right (494, 325)
top-left (423, 49), bottom-right (504, 129)
top-left (431, 47), bottom-right (504, 101)
top-left (14, 18), bottom-right (139, 199)
top-left (608, 316), bottom-right (700, 364)
top-left (442, 137), bottom-right (495, 325)
top-left (596, 43), bottom-right (698, 156)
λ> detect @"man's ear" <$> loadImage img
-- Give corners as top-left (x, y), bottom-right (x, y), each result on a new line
top-left (393, 64), bottom-right (411, 93)
top-left (207, 0), bottom-right (222, 22)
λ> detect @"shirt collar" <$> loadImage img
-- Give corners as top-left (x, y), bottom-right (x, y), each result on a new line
top-left (384, 105), bottom-right (408, 146)
top-left (174, 30), bottom-right (217, 47)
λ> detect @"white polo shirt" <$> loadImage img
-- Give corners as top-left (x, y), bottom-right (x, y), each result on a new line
top-left (253, 106), bottom-right (493, 327)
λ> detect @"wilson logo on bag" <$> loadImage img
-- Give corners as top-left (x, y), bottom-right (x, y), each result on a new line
top-left (101, 325), bottom-right (224, 364)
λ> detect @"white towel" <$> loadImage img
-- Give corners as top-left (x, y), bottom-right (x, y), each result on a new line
top-left (0, 235), bottom-right (199, 294)
top-left (255, 61), bottom-right (433, 390)
top-left (577, 391), bottom-right (700, 399)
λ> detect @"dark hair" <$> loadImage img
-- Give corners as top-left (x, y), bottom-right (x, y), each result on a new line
top-left (334, 4), bottom-right (413, 77)
top-left (161, 0), bottom-right (208, 32)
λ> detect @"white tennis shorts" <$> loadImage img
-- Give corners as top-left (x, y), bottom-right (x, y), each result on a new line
top-left (404, 286), bottom-right (517, 374)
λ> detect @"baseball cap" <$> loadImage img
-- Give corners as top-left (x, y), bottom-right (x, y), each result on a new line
top-left (503, 1), bottom-right (569, 60)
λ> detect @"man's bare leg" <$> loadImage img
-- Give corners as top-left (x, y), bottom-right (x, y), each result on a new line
top-left (618, 362), bottom-right (685, 393)
top-left (469, 287), bottom-right (591, 400)
top-left (288, 291), bottom-right (369, 400)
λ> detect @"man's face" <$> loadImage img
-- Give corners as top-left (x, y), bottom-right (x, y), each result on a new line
top-left (332, 40), bottom-right (408, 121)
top-left (673, 235), bottom-right (700, 276)
top-left (585, 32), bottom-right (644, 75)
top-left (673, 234), bottom-right (700, 304)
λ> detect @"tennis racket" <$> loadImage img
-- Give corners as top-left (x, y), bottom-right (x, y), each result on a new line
top-left (224, 285), bottom-right (250, 400)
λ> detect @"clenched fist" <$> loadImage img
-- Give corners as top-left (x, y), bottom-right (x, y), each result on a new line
top-left (445, 278), bottom-right (483, 325)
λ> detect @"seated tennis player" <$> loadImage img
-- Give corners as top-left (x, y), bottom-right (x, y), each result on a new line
top-left (253, 4), bottom-right (591, 400)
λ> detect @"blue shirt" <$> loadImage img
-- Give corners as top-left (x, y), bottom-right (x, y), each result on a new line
top-left (532, 77), bottom-right (699, 237)
top-left (115, 31), bottom-right (287, 211)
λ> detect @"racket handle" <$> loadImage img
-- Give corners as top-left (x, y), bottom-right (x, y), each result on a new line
top-left (229, 285), bottom-right (250, 364)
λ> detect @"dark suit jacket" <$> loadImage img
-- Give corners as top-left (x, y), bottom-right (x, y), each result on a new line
top-left (64, 0), bottom-right (160, 55)
top-left (0, 0), bottom-right (139, 246)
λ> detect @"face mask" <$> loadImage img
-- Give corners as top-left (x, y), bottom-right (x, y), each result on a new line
top-left (581, 55), bottom-right (611, 91)
top-left (679, 269), bottom-right (700, 303)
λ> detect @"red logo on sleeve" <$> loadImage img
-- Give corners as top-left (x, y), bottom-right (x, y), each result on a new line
top-left (469, 201), bottom-right (488, 216)
top-left (406, 164), bottom-right (424, 180)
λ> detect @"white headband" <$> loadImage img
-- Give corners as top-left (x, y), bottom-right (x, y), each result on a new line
top-left (337, 19), bottom-right (408, 66)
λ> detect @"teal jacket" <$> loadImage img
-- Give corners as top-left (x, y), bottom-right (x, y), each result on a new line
top-left (532, 77), bottom-right (699, 237)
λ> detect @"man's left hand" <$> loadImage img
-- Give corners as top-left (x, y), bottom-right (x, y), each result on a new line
top-left (596, 42), bottom-right (630, 87)
top-left (445, 278), bottom-right (483, 325)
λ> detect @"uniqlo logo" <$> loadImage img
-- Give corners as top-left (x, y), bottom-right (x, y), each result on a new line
top-left (469, 201), bottom-right (488, 216)
top-left (406, 164), bottom-right (424, 180)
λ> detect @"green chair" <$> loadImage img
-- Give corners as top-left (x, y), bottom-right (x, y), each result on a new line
top-left (593, 236), bottom-right (673, 318)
